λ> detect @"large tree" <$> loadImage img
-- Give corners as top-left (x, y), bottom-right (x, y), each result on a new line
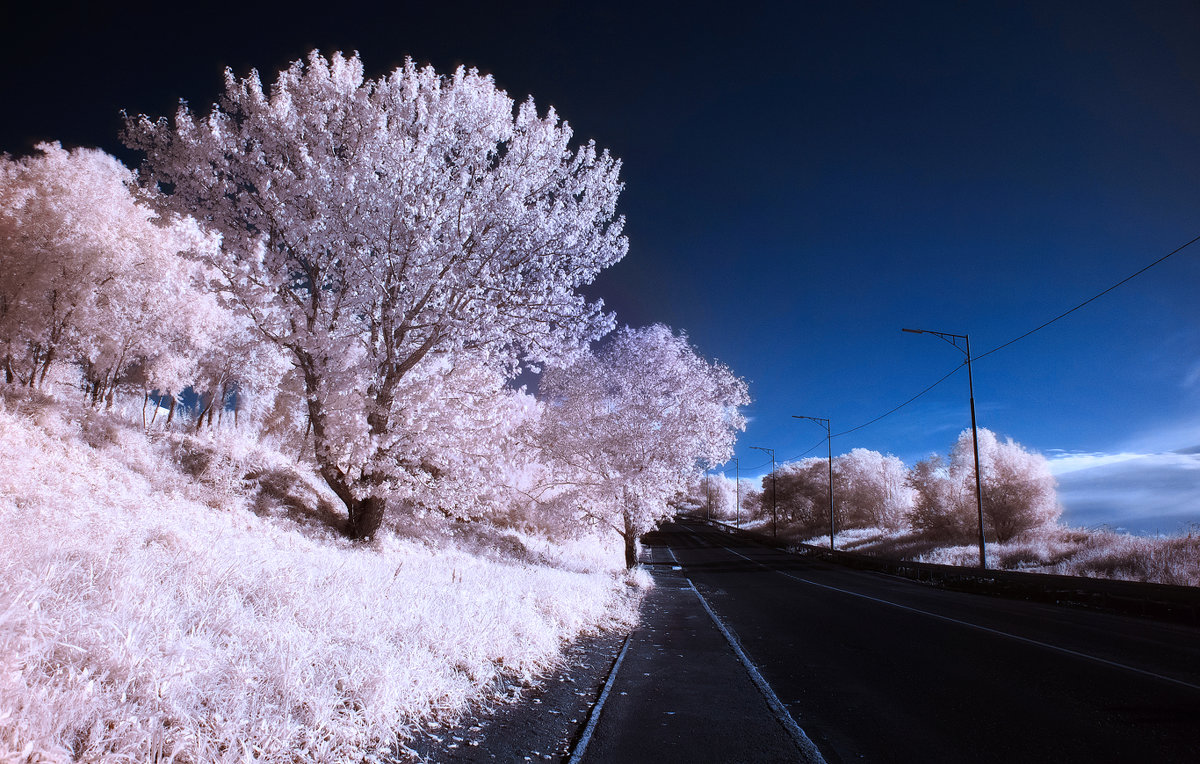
top-left (835, 448), bottom-right (913, 530)
top-left (124, 51), bottom-right (627, 539)
top-left (538, 325), bottom-right (749, 567)
top-left (907, 428), bottom-right (1061, 543)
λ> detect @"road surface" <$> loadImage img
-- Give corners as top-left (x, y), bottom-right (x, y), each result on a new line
top-left (577, 519), bottom-right (1200, 763)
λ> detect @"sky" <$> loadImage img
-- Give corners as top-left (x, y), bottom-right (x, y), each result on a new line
top-left (4, 1), bottom-right (1200, 533)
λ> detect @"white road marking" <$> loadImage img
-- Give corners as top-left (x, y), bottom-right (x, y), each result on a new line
top-left (566, 634), bottom-right (633, 764)
top-left (684, 575), bottom-right (829, 764)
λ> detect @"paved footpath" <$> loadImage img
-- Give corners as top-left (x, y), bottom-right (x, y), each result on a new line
top-left (575, 533), bottom-right (819, 763)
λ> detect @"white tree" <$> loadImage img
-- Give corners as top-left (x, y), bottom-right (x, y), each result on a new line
top-left (906, 455), bottom-right (973, 541)
top-left (682, 472), bottom-right (739, 520)
top-left (834, 448), bottom-right (913, 530)
top-left (963, 428), bottom-right (1061, 542)
top-left (124, 51), bottom-right (628, 538)
top-left (737, 477), bottom-right (760, 524)
top-left (770, 459), bottom-right (832, 536)
top-left (908, 428), bottom-right (1061, 543)
top-left (0, 143), bottom-right (219, 405)
top-left (537, 325), bottom-right (749, 567)
top-left (708, 473), bottom-right (739, 521)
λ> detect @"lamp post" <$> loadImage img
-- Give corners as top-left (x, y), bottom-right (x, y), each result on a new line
top-left (732, 457), bottom-right (740, 529)
top-left (750, 446), bottom-right (777, 538)
top-left (902, 327), bottom-right (987, 569)
top-left (705, 468), bottom-right (712, 519)
top-left (793, 415), bottom-right (835, 551)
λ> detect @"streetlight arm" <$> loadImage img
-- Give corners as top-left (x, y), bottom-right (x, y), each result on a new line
top-left (903, 327), bottom-right (968, 354)
top-left (792, 414), bottom-right (830, 433)
top-left (903, 325), bottom-right (987, 569)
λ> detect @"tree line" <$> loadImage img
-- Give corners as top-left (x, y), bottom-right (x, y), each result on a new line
top-left (0, 51), bottom-right (748, 564)
top-left (693, 427), bottom-right (1061, 545)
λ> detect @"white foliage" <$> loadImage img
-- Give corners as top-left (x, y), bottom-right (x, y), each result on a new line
top-left (694, 472), bottom-right (740, 521)
top-left (766, 458), bottom-right (834, 535)
top-left (124, 50), bottom-right (628, 535)
top-left (538, 324), bottom-right (749, 564)
top-left (834, 448), bottom-right (913, 530)
top-left (0, 143), bottom-right (222, 402)
top-left (908, 427), bottom-right (1061, 542)
top-left (965, 427), bottom-right (1062, 541)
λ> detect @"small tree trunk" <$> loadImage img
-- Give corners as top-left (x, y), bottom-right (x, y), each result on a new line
top-left (622, 507), bottom-right (638, 569)
top-left (38, 351), bottom-right (54, 387)
top-left (194, 392), bottom-right (211, 431)
top-left (164, 395), bottom-right (176, 427)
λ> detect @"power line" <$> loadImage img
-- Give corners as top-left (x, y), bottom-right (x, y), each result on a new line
top-left (782, 437), bottom-right (829, 463)
top-left (819, 231), bottom-right (1200, 440)
top-left (832, 361), bottom-right (966, 439)
top-left (736, 459), bottom-right (773, 472)
top-left (975, 231), bottom-right (1200, 363)
top-left (755, 232), bottom-right (1200, 459)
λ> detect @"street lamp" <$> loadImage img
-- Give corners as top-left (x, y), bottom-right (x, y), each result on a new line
top-left (902, 327), bottom-right (987, 569)
top-left (705, 468), bottom-right (712, 519)
top-left (793, 415), bottom-right (835, 551)
top-left (732, 457), bottom-right (741, 529)
top-left (750, 446), bottom-right (777, 538)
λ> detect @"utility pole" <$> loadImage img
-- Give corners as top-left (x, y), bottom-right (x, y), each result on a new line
top-left (794, 415), bottom-right (835, 551)
top-left (750, 446), bottom-right (777, 539)
top-left (733, 457), bottom-right (740, 529)
top-left (705, 469), bottom-right (712, 519)
top-left (903, 328), bottom-right (987, 568)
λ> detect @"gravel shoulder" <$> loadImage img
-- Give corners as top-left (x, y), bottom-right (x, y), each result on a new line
top-left (411, 628), bottom-right (628, 762)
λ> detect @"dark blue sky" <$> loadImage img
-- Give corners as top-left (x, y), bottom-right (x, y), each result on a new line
top-left (5, 1), bottom-right (1200, 529)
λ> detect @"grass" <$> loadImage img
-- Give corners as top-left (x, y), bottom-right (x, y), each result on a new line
top-left (0, 393), bottom-right (645, 762)
top-left (790, 522), bottom-right (1200, 588)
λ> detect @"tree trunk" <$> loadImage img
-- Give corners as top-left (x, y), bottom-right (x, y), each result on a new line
top-left (622, 507), bottom-right (638, 569)
top-left (300, 354), bottom-right (389, 541)
top-left (194, 392), bottom-right (211, 431)
top-left (348, 494), bottom-right (387, 540)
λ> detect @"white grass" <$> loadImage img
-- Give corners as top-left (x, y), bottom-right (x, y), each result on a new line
top-left (0, 394), bottom-right (643, 762)
top-left (792, 522), bottom-right (1200, 587)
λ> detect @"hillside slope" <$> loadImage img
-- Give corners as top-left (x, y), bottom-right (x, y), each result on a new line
top-left (0, 395), bottom-right (643, 762)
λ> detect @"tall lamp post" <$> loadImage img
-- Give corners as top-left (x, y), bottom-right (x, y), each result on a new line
top-left (793, 415), bottom-right (835, 551)
top-left (705, 468), bottom-right (712, 519)
top-left (750, 446), bottom-right (777, 538)
top-left (732, 457), bottom-right (741, 529)
top-left (902, 327), bottom-right (987, 569)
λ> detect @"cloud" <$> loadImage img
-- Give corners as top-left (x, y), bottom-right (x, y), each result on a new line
top-left (1052, 450), bottom-right (1200, 535)
top-left (1046, 450), bottom-right (1144, 475)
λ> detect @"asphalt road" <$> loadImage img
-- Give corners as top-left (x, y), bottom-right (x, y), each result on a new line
top-left (627, 519), bottom-right (1200, 764)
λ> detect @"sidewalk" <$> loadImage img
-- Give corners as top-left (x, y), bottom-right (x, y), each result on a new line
top-left (575, 543), bottom-right (809, 763)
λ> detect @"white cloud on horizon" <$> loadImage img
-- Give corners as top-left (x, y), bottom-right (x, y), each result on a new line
top-left (1051, 450), bottom-right (1200, 535)
top-left (1045, 450), bottom-right (1146, 476)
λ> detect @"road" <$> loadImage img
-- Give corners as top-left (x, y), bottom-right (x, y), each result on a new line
top-left (596, 519), bottom-right (1200, 763)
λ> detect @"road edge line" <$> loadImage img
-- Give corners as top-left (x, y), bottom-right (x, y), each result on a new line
top-left (566, 632), bottom-right (633, 764)
top-left (685, 577), bottom-right (828, 764)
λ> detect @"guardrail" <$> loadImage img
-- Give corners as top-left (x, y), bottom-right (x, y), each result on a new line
top-left (685, 515), bottom-right (1200, 626)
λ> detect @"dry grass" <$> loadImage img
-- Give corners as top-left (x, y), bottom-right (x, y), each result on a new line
top-left (0, 394), bottom-right (643, 762)
top-left (810, 523), bottom-right (1200, 588)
